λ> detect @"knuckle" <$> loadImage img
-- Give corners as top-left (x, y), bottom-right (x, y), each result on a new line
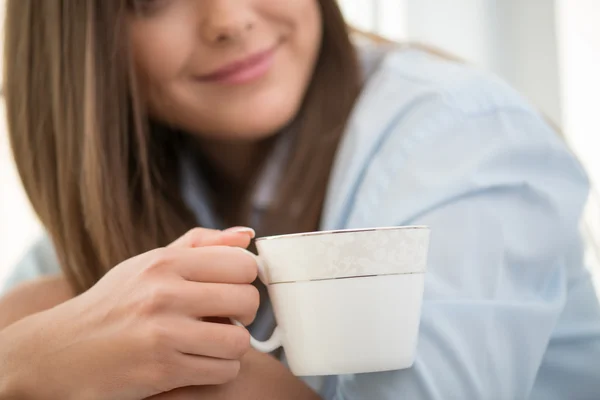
top-left (182, 357), bottom-right (239, 386)
top-left (224, 326), bottom-right (251, 359)
top-left (239, 285), bottom-right (260, 324)
top-left (140, 285), bottom-right (175, 315)
top-left (146, 323), bottom-right (174, 351)
top-left (236, 252), bottom-right (258, 283)
top-left (243, 264), bottom-right (259, 283)
top-left (186, 228), bottom-right (208, 247)
top-left (215, 360), bottom-right (241, 384)
top-left (144, 248), bottom-right (175, 275)
top-left (211, 247), bottom-right (258, 283)
top-left (246, 285), bottom-right (260, 313)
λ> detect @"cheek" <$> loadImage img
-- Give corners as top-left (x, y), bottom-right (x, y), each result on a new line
top-left (295, 0), bottom-right (322, 42)
top-left (273, 0), bottom-right (322, 52)
top-left (129, 18), bottom-right (196, 98)
top-left (263, 0), bottom-right (321, 90)
top-left (286, 1), bottom-right (322, 87)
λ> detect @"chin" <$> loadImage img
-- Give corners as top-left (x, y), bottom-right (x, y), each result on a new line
top-left (167, 87), bottom-right (306, 142)
top-left (239, 113), bottom-right (296, 140)
top-left (219, 98), bottom-right (302, 142)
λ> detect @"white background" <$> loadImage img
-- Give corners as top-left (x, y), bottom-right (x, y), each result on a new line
top-left (1, 1), bottom-right (600, 292)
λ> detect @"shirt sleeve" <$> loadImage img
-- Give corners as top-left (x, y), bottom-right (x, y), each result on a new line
top-left (0, 234), bottom-right (61, 295)
top-left (334, 99), bottom-right (600, 399)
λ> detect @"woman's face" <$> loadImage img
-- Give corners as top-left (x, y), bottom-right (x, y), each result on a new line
top-left (129, 0), bottom-right (322, 141)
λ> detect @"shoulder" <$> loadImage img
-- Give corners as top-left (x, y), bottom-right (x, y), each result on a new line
top-left (324, 46), bottom-right (589, 230)
top-left (364, 46), bottom-right (528, 114)
top-left (349, 45), bottom-right (579, 171)
top-left (344, 45), bottom-right (568, 170)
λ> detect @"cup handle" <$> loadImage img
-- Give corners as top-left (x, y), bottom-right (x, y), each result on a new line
top-left (232, 321), bottom-right (283, 353)
top-left (230, 250), bottom-right (283, 354)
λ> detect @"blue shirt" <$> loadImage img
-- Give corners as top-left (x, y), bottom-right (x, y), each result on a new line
top-left (3, 44), bottom-right (600, 399)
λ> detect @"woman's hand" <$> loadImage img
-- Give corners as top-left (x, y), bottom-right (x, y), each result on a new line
top-left (0, 228), bottom-right (260, 400)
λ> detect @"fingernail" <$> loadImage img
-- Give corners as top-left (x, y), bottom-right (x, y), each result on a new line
top-left (224, 226), bottom-right (256, 239)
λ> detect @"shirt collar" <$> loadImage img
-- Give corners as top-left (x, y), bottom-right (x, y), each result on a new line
top-left (179, 130), bottom-right (293, 231)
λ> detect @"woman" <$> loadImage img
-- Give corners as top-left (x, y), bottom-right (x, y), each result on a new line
top-left (1, 0), bottom-right (599, 399)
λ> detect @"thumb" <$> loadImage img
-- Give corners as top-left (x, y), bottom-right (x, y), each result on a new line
top-left (167, 227), bottom-right (255, 249)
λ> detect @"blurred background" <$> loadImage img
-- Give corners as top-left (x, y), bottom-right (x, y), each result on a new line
top-left (1, 0), bottom-right (599, 293)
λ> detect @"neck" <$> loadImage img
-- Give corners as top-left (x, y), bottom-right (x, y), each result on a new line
top-left (193, 137), bottom-right (274, 195)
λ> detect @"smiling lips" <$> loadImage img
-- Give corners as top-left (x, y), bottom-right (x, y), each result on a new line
top-left (197, 45), bottom-right (278, 85)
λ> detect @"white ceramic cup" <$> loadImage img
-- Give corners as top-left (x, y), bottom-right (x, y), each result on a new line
top-left (235, 226), bottom-right (429, 376)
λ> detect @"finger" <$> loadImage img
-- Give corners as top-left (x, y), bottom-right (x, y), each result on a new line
top-left (150, 355), bottom-right (240, 392)
top-left (156, 246), bottom-right (258, 284)
top-left (147, 387), bottom-right (205, 400)
top-left (172, 319), bottom-right (252, 360)
top-left (168, 228), bottom-right (223, 248)
top-left (175, 281), bottom-right (260, 325)
top-left (168, 227), bottom-right (254, 249)
top-left (218, 230), bottom-right (253, 249)
top-left (174, 354), bottom-right (241, 387)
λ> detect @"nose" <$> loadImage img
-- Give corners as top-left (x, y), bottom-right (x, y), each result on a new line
top-left (200, 1), bottom-right (255, 46)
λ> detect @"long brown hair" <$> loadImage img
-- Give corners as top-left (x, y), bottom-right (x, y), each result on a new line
top-left (4, 0), bottom-right (361, 293)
